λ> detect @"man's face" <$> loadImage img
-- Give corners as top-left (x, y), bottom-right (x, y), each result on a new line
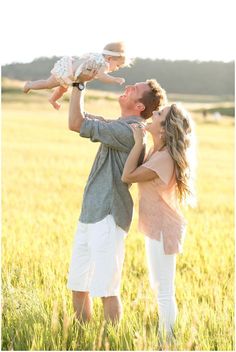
top-left (119, 82), bottom-right (151, 110)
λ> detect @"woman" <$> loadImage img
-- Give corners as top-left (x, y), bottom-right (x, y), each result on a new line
top-left (122, 103), bottom-right (196, 342)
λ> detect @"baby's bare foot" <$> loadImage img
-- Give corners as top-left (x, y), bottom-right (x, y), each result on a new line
top-left (49, 99), bottom-right (61, 110)
top-left (23, 81), bottom-right (31, 93)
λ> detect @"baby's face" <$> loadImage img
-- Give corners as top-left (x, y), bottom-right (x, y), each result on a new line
top-left (108, 57), bottom-right (125, 72)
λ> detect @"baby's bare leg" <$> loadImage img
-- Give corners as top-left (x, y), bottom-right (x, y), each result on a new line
top-left (49, 86), bottom-right (68, 110)
top-left (23, 75), bottom-right (59, 93)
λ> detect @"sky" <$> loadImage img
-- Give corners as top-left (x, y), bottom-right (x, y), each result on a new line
top-left (0, 0), bottom-right (235, 65)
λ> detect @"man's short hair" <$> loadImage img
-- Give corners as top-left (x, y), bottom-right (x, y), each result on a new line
top-left (139, 80), bottom-right (167, 119)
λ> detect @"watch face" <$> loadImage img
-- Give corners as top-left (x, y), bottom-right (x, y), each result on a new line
top-left (79, 83), bottom-right (84, 90)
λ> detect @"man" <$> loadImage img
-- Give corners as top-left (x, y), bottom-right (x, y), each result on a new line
top-left (67, 68), bottom-right (167, 323)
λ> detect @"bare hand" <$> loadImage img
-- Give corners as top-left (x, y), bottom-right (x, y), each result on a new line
top-left (77, 68), bottom-right (98, 83)
top-left (130, 123), bottom-right (146, 145)
top-left (115, 77), bottom-right (125, 85)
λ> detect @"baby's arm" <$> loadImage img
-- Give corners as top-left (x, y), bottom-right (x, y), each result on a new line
top-left (96, 67), bottom-right (125, 85)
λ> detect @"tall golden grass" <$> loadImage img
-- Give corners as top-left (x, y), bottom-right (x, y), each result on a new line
top-left (2, 84), bottom-right (234, 350)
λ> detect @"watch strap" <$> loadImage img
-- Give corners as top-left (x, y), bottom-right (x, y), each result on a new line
top-left (72, 82), bottom-right (85, 91)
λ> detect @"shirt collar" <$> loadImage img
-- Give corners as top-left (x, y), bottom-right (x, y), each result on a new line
top-left (118, 116), bottom-right (145, 123)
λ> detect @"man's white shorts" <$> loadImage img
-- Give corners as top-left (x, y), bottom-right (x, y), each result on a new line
top-left (67, 215), bottom-right (127, 297)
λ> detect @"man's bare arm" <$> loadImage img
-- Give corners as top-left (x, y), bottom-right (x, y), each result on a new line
top-left (68, 88), bottom-right (84, 132)
top-left (68, 69), bottom-right (97, 133)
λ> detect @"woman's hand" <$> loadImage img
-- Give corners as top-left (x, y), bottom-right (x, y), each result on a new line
top-left (130, 123), bottom-right (146, 145)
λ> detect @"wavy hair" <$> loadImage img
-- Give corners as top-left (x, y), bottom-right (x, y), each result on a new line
top-left (162, 103), bottom-right (197, 206)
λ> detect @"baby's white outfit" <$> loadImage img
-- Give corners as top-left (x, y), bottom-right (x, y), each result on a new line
top-left (51, 53), bottom-right (107, 88)
top-left (51, 50), bottom-right (123, 87)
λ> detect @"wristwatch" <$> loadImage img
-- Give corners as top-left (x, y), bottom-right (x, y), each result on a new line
top-left (72, 82), bottom-right (85, 91)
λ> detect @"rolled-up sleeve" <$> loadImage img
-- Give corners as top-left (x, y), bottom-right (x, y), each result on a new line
top-left (80, 118), bottom-right (134, 152)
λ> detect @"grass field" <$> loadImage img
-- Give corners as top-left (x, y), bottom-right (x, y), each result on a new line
top-left (1, 81), bottom-right (235, 351)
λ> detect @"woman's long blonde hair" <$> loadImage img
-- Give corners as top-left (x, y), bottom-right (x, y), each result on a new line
top-left (163, 103), bottom-right (197, 206)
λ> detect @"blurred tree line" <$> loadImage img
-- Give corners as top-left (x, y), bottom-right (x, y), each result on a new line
top-left (2, 57), bottom-right (234, 95)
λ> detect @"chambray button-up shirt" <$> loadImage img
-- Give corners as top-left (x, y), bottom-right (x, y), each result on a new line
top-left (79, 114), bottom-right (145, 232)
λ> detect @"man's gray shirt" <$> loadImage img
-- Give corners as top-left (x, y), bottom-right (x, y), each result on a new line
top-left (79, 114), bottom-right (145, 232)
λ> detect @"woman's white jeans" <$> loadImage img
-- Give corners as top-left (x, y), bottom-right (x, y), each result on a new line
top-left (145, 235), bottom-right (177, 336)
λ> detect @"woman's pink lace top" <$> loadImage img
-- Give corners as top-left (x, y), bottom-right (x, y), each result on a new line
top-left (138, 148), bottom-right (187, 254)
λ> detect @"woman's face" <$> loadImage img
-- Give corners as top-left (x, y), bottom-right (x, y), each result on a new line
top-left (145, 106), bottom-right (170, 136)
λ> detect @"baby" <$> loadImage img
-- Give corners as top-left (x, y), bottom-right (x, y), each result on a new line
top-left (23, 42), bottom-right (128, 109)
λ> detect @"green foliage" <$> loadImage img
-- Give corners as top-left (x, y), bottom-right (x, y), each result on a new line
top-left (2, 56), bottom-right (234, 95)
top-left (2, 90), bottom-right (234, 350)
